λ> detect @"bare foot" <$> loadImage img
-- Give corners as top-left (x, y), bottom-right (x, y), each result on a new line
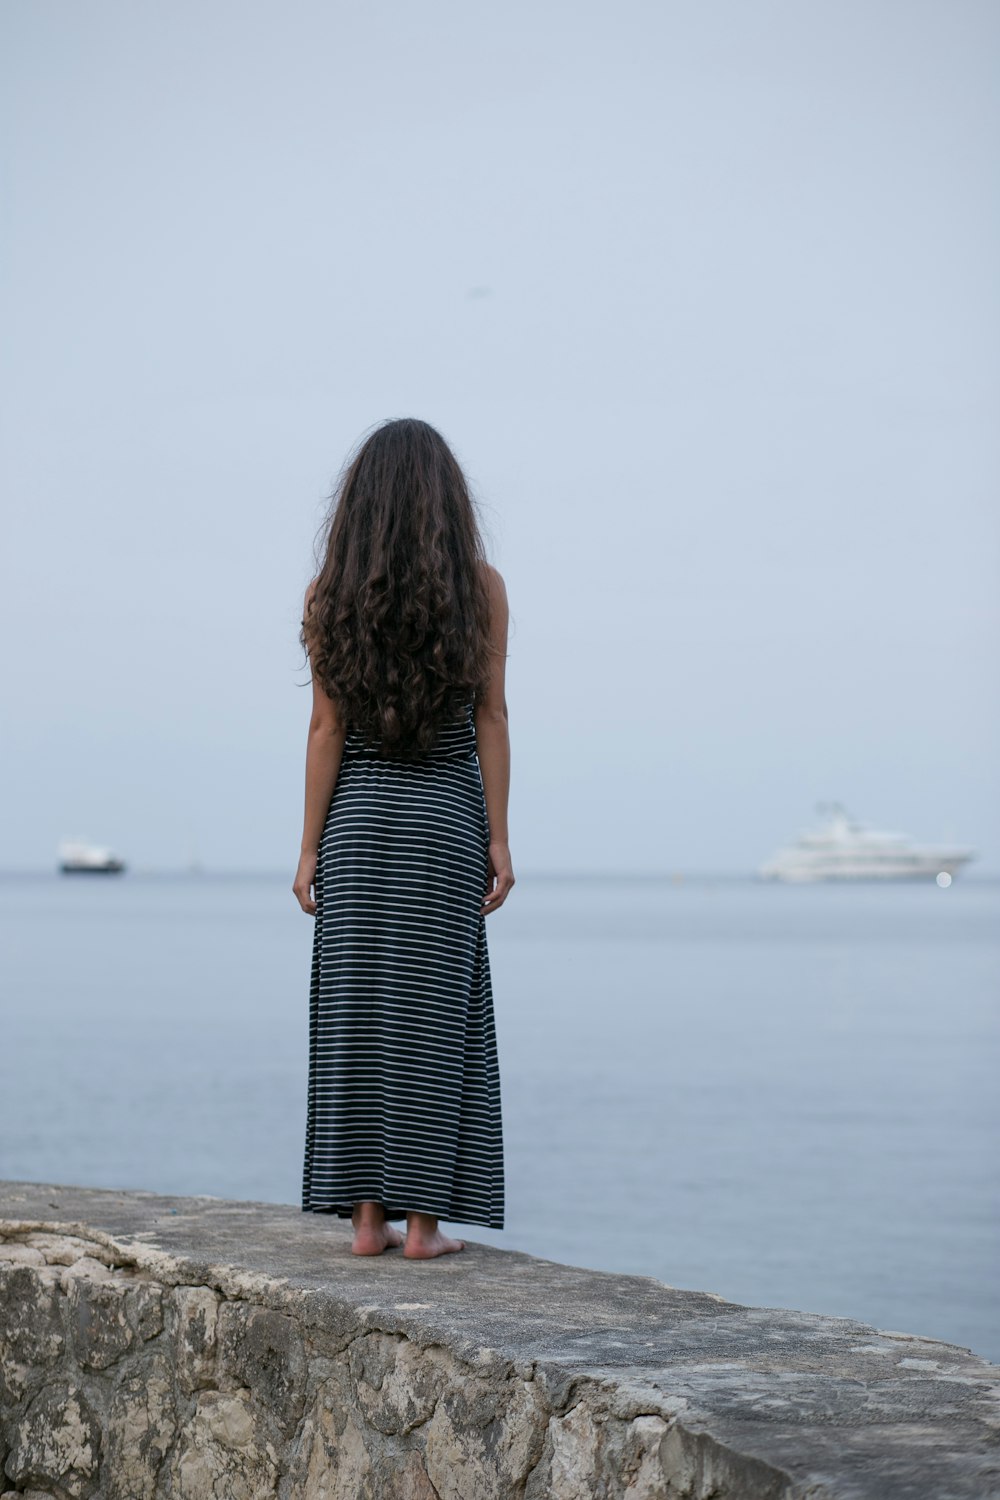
top-left (403, 1222), bottom-right (466, 1259)
top-left (403, 1230), bottom-right (465, 1259)
top-left (351, 1205), bottom-right (404, 1256)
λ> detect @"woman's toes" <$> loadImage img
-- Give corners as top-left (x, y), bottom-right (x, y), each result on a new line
top-left (403, 1232), bottom-right (465, 1259)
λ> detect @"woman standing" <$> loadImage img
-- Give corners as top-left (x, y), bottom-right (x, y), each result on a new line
top-left (294, 418), bottom-right (513, 1259)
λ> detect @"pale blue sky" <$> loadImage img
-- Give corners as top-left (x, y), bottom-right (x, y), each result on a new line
top-left (2, 0), bottom-right (997, 874)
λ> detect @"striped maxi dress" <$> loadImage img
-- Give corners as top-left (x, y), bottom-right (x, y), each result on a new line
top-left (301, 699), bottom-right (505, 1228)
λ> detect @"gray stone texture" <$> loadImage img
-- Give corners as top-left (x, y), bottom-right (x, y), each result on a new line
top-left (0, 1179), bottom-right (997, 1498)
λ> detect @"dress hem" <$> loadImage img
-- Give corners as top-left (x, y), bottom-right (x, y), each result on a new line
top-left (301, 1200), bottom-right (504, 1230)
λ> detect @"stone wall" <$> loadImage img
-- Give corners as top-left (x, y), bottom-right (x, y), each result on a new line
top-left (1, 1182), bottom-right (998, 1499)
top-left (0, 1225), bottom-right (668, 1500)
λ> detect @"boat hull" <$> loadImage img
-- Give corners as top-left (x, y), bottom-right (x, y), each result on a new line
top-left (759, 854), bottom-right (974, 882)
top-left (59, 861), bottom-right (126, 875)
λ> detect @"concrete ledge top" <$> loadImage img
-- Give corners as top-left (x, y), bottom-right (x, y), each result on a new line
top-left (2, 1179), bottom-right (998, 1498)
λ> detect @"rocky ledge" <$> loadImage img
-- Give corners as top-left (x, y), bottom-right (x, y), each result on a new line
top-left (0, 1180), bottom-right (998, 1499)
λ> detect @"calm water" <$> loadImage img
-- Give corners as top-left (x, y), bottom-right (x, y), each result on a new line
top-left (1, 870), bottom-right (997, 1362)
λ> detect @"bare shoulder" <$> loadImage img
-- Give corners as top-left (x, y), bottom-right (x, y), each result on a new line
top-left (477, 562), bottom-right (509, 673)
top-left (479, 561), bottom-right (508, 610)
top-left (303, 577), bottom-right (319, 616)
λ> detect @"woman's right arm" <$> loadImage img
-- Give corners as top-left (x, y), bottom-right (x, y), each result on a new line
top-left (475, 564), bottom-right (515, 914)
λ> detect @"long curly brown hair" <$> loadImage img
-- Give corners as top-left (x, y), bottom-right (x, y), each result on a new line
top-left (300, 418), bottom-right (494, 759)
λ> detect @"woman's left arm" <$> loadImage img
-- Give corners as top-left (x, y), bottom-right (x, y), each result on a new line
top-left (293, 583), bottom-right (346, 915)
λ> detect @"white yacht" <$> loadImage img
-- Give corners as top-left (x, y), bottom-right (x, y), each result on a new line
top-left (759, 804), bottom-right (976, 883)
top-left (58, 838), bottom-right (126, 875)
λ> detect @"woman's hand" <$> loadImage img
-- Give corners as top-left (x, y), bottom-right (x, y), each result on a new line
top-left (481, 840), bottom-right (515, 915)
top-left (293, 850), bottom-right (318, 915)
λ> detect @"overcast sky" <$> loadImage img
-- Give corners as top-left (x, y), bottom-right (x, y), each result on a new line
top-left (2, 0), bottom-right (997, 875)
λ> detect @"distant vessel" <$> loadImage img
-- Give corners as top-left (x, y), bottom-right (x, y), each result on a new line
top-left (759, 803), bottom-right (976, 883)
top-left (58, 839), bottom-right (127, 875)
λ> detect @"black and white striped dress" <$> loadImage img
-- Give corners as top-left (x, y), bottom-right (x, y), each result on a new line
top-left (301, 700), bottom-right (505, 1228)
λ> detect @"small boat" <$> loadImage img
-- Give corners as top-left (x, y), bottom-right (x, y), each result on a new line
top-left (759, 803), bottom-right (976, 883)
top-left (58, 838), bottom-right (127, 875)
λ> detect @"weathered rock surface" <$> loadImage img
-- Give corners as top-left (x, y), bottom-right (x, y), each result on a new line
top-left (0, 1179), bottom-right (997, 1498)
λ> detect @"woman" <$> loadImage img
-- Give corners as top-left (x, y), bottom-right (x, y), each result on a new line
top-left (293, 417), bottom-right (513, 1260)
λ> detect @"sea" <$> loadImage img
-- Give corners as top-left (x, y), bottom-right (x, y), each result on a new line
top-left (1, 869), bottom-right (997, 1364)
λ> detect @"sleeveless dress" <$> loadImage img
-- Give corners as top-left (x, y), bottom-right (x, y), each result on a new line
top-left (301, 700), bottom-right (505, 1228)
